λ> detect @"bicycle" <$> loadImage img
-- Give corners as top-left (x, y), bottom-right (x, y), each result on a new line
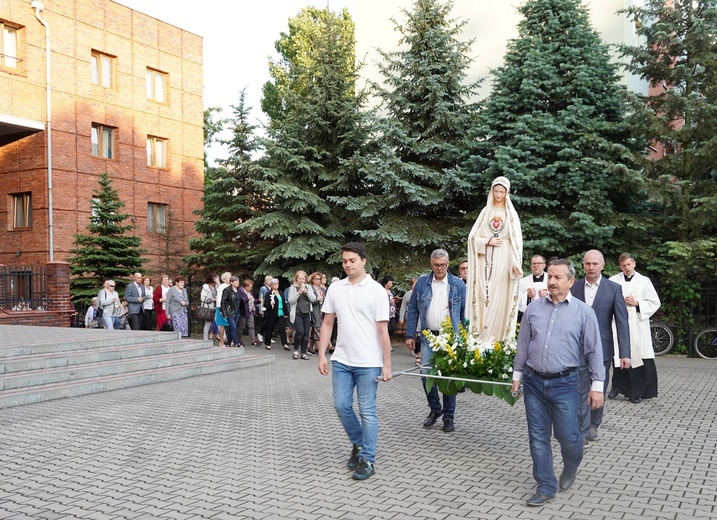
top-left (650, 321), bottom-right (675, 356)
top-left (694, 327), bottom-right (717, 359)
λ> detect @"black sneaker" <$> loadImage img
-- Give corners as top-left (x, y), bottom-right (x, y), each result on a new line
top-left (352, 458), bottom-right (375, 480)
top-left (347, 445), bottom-right (361, 470)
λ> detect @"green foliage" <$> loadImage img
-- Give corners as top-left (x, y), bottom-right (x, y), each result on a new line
top-left (351, 0), bottom-right (480, 282)
top-left (67, 172), bottom-right (144, 305)
top-left (244, 7), bottom-right (374, 279)
top-left (186, 91), bottom-right (263, 276)
top-left (619, 0), bottom-right (717, 277)
top-left (474, 0), bottom-right (642, 261)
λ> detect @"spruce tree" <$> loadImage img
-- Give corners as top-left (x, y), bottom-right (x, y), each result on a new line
top-left (68, 172), bottom-right (144, 305)
top-left (186, 93), bottom-right (262, 276)
top-left (242, 8), bottom-right (373, 279)
top-left (618, 0), bottom-right (717, 281)
top-left (474, 0), bottom-right (641, 261)
top-left (353, 0), bottom-right (480, 280)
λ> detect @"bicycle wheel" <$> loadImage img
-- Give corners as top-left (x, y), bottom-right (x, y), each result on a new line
top-left (650, 322), bottom-right (674, 355)
top-left (694, 328), bottom-right (717, 359)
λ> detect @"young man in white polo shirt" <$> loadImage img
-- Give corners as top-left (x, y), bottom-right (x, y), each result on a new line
top-left (318, 242), bottom-right (392, 480)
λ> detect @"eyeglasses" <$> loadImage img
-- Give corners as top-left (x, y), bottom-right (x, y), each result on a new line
top-left (109, 284), bottom-right (115, 287)
top-left (531, 262), bottom-right (546, 266)
top-left (431, 263), bottom-right (448, 269)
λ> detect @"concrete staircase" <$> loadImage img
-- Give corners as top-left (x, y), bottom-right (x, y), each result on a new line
top-left (0, 326), bottom-right (274, 409)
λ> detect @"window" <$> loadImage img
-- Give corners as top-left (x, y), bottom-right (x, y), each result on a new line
top-left (147, 203), bottom-right (167, 234)
top-left (146, 68), bottom-right (167, 102)
top-left (91, 50), bottom-right (114, 87)
top-left (146, 136), bottom-right (167, 168)
top-left (11, 193), bottom-right (32, 229)
top-left (0, 21), bottom-right (21, 70)
top-left (91, 124), bottom-right (115, 159)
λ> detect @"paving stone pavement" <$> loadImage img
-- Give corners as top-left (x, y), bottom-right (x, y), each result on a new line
top-left (1, 335), bottom-right (716, 520)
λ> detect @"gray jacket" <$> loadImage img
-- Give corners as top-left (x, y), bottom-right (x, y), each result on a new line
top-left (166, 286), bottom-right (188, 316)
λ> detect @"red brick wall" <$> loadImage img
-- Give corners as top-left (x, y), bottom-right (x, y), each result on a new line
top-left (0, 0), bottom-right (204, 276)
top-left (0, 261), bottom-right (74, 327)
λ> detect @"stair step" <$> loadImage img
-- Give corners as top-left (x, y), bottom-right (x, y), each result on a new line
top-left (0, 354), bottom-right (274, 409)
top-left (0, 330), bottom-right (182, 357)
top-left (0, 347), bottom-right (247, 390)
top-left (0, 339), bottom-right (213, 373)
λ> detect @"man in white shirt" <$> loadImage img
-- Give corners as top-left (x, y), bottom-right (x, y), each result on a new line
top-left (518, 255), bottom-right (548, 316)
top-left (318, 242), bottom-right (392, 481)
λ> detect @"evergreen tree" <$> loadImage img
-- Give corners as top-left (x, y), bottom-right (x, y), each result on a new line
top-left (243, 8), bottom-right (373, 279)
top-left (352, 0), bottom-right (480, 280)
top-left (618, 0), bottom-right (717, 282)
top-left (68, 172), bottom-right (144, 305)
top-left (474, 0), bottom-right (641, 261)
top-left (185, 93), bottom-right (262, 275)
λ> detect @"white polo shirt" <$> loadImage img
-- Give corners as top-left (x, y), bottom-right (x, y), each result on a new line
top-left (322, 274), bottom-right (390, 367)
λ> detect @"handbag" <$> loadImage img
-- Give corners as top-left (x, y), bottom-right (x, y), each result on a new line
top-left (96, 290), bottom-right (105, 318)
top-left (195, 303), bottom-right (213, 321)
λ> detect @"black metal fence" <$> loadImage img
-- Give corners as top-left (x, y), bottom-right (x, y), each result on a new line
top-left (653, 283), bottom-right (717, 353)
top-left (0, 265), bottom-right (50, 311)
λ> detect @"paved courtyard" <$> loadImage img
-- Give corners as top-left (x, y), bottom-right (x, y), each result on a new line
top-left (0, 339), bottom-right (715, 519)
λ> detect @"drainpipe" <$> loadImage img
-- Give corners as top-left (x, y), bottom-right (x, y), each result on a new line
top-left (31, 0), bottom-right (54, 262)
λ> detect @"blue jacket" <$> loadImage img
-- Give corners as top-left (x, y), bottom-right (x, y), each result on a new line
top-left (405, 271), bottom-right (466, 340)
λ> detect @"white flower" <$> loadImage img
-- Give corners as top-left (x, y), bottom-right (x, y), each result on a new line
top-left (508, 366), bottom-right (513, 373)
top-left (501, 373), bottom-right (508, 379)
top-left (488, 368), bottom-right (493, 374)
top-left (463, 362), bottom-right (468, 368)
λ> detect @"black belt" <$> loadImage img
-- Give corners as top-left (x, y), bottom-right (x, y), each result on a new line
top-left (430, 330), bottom-right (440, 336)
top-left (530, 367), bottom-right (576, 379)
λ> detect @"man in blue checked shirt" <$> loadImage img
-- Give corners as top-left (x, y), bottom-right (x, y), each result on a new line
top-left (512, 259), bottom-right (604, 507)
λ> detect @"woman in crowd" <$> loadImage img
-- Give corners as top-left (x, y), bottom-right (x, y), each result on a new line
top-left (98, 279), bottom-right (121, 330)
top-left (200, 273), bottom-right (219, 341)
top-left (215, 272), bottom-right (232, 347)
top-left (238, 279), bottom-right (258, 347)
top-left (262, 278), bottom-right (289, 350)
top-left (153, 275), bottom-right (171, 331)
top-left (166, 275), bottom-right (190, 337)
top-left (84, 297), bottom-right (101, 328)
top-left (288, 270), bottom-right (317, 360)
top-left (119, 298), bottom-right (130, 330)
top-left (307, 272), bottom-right (325, 355)
top-left (399, 277), bottom-right (420, 365)
top-left (142, 276), bottom-right (154, 330)
top-left (381, 274), bottom-right (399, 337)
top-left (466, 176), bottom-right (523, 342)
top-left (220, 275), bottom-right (242, 348)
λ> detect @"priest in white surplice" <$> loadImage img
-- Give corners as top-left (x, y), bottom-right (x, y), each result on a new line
top-left (518, 254), bottom-right (548, 317)
top-left (609, 253), bottom-right (660, 403)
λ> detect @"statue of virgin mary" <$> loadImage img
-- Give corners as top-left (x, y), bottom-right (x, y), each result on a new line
top-left (465, 176), bottom-right (523, 342)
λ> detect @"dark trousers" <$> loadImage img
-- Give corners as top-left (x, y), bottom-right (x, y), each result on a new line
top-left (293, 312), bottom-right (311, 353)
top-left (129, 311), bottom-right (142, 331)
top-left (263, 315), bottom-right (288, 346)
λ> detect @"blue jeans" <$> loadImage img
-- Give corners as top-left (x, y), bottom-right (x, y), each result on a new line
top-left (226, 313), bottom-right (241, 346)
top-left (332, 361), bottom-right (382, 464)
top-left (523, 369), bottom-right (583, 497)
top-left (420, 340), bottom-right (456, 419)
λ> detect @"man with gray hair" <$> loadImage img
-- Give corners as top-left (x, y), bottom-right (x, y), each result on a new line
top-left (512, 259), bottom-right (604, 506)
top-left (405, 249), bottom-right (466, 433)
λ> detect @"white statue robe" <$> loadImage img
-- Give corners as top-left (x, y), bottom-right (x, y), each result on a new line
top-left (609, 271), bottom-right (660, 368)
top-left (466, 206), bottom-right (522, 342)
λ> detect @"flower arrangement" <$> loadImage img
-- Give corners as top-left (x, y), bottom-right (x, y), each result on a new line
top-left (421, 317), bottom-right (519, 406)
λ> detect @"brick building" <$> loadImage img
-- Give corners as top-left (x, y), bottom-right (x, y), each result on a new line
top-left (0, 0), bottom-right (204, 276)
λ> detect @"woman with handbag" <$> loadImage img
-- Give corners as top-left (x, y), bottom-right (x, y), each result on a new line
top-left (237, 279), bottom-right (258, 347)
top-left (214, 272), bottom-right (232, 347)
top-left (220, 276), bottom-right (243, 347)
top-left (307, 272), bottom-right (325, 355)
top-left (153, 275), bottom-right (171, 331)
top-left (199, 273), bottom-right (219, 341)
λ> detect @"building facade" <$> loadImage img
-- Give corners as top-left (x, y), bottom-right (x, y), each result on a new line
top-left (0, 0), bottom-right (203, 276)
